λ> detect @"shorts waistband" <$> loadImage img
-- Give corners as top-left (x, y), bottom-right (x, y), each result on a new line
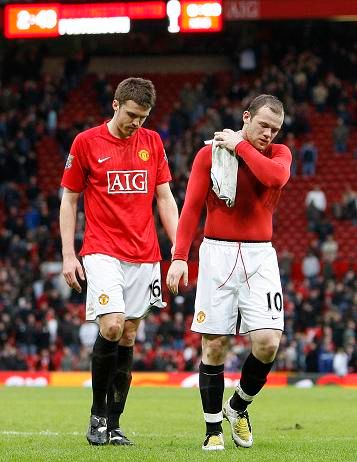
top-left (203, 237), bottom-right (272, 247)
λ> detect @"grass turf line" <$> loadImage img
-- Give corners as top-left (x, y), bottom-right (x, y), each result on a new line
top-left (0, 386), bottom-right (356, 462)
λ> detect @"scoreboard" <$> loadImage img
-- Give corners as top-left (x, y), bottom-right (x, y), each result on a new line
top-left (4, 0), bottom-right (223, 37)
top-left (3, 0), bottom-right (357, 38)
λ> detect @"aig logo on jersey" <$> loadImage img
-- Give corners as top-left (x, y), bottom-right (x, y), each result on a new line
top-left (107, 170), bottom-right (148, 194)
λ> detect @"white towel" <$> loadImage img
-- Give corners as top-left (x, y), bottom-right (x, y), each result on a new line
top-left (206, 139), bottom-right (238, 208)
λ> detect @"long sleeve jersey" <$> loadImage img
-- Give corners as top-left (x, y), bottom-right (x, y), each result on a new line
top-left (173, 140), bottom-right (292, 261)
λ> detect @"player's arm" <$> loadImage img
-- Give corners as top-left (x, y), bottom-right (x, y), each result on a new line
top-left (59, 187), bottom-right (85, 293)
top-left (235, 141), bottom-right (291, 187)
top-left (214, 129), bottom-right (291, 187)
top-left (155, 182), bottom-right (179, 253)
top-left (166, 148), bottom-right (211, 295)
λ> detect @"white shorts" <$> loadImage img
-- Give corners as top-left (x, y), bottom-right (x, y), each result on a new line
top-left (191, 239), bottom-right (284, 335)
top-left (83, 254), bottom-right (165, 321)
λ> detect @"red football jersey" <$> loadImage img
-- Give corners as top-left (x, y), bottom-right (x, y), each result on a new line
top-left (173, 140), bottom-right (292, 261)
top-left (61, 122), bottom-right (172, 263)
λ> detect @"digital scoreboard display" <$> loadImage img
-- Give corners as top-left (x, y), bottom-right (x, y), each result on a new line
top-left (4, 1), bottom-right (224, 37)
top-left (4, 2), bottom-right (167, 38)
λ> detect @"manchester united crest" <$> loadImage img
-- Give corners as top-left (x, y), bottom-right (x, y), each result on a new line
top-left (196, 311), bottom-right (206, 323)
top-left (138, 149), bottom-right (150, 161)
top-left (98, 293), bottom-right (109, 305)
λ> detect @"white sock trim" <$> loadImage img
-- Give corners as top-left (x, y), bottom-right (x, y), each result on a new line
top-left (204, 411), bottom-right (223, 423)
top-left (236, 380), bottom-right (254, 402)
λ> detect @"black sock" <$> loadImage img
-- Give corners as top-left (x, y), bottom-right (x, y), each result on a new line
top-left (199, 362), bottom-right (224, 435)
top-left (90, 333), bottom-right (118, 417)
top-left (230, 353), bottom-right (274, 412)
top-left (107, 345), bottom-right (134, 431)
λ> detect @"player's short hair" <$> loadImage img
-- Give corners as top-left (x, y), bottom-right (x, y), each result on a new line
top-left (114, 77), bottom-right (156, 109)
top-left (248, 94), bottom-right (284, 118)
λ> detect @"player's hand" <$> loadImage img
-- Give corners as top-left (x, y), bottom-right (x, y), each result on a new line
top-left (214, 129), bottom-right (244, 152)
top-left (62, 255), bottom-right (86, 293)
top-left (166, 260), bottom-right (188, 295)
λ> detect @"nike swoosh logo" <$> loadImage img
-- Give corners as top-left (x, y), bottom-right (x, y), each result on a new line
top-left (98, 157), bottom-right (111, 163)
top-left (272, 317), bottom-right (280, 320)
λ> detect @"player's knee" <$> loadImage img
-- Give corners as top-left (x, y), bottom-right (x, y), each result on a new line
top-left (119, 330), bottom-right (136, 346)
top-left (101, 321), bottom-right (123, 342)
top-left (206, 350), bottom-right (225, 364)
top-left (255, 341), bottom-right (279, 363)
top-left (203, 336), bottom-right (229, 364)
top-left (119, 320), bottom-right (139, 346)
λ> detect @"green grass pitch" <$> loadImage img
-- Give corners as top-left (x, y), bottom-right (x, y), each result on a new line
top-left (0, 386), bottom-right (356, 462)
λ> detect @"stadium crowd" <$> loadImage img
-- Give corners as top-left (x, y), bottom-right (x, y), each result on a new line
top-left (0, 34), bottom-right (356, 376)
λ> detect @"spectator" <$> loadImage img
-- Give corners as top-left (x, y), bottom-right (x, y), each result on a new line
top-left (144, 314), bottom-right (159, 345)
top-left (305, 185), bottom-right (327, 231)
top-left (321, 234), bottom-right (338, 263)
top-left (336, 102), bottom-right (351, 126)
top-left (348, 345), bottom-right (357, 372)
top-left (333, 347), bottom-right (349, 376)
top-left (77, 346), bottom-right (91, 371)
top-left (24, 205), bottom-right (41, 231)
top-left (300, 139), bottom-right (318, 176)
top-left (333, 185), bottom-right (357, 224)
top-left (312, 81), bottom-right (328, 113)
top-left (79, 321), bottom-right (99, 349)
top-left (156, 312), bottom-right (174, 348)
top-left (326, 72), bottom-right (342, 109)
top-left (36, 348), bottom-right (52, 371)
top-left (343, 320), bottom-right (356, 348)
top-left (302, 251), bottom-right (321, 282)
top-left (47, 308), bottom-right (58, 345)
top-left (25, 175), bottom-right (40, 205)
top-left (180, 82), bottom-right (203, 124)
top-left (225, 351), bottom-right (240, 372)
top-left (318, 340), bottom-right (334, 373)
top-left (57, 313), bottom-right (80, 354)
top-left (60, 347), bottom-right (75, 371)
top-left (47, 109), bottom-right (58, 136)
top-left (333, 117), bottom-right (349, 154)
top-left (238, 47), bottom-right (257, 75)
top-left (169, 102), bottom-right (190, 140)
top-left (305, 341), bottom-right (319, 372)
top-left (171, 312), bottom-right (185, 350)
top-left (293, 103), bottom-right (311, 135)
top-left (315, 216), bottom-right (334, 244)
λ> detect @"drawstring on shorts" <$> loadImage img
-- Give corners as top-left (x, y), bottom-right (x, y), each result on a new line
top-left (217, 243), bottom-right (250, 290)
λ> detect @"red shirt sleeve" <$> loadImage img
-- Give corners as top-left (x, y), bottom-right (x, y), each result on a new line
top-left (61, 134), bottom-right (88, 192)
top-left (235, 140), bottom-right (291, 188)
top-left (173, 146), bottom-right (212, 261)
top-left (155, 133), bottom-right (172, 185)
